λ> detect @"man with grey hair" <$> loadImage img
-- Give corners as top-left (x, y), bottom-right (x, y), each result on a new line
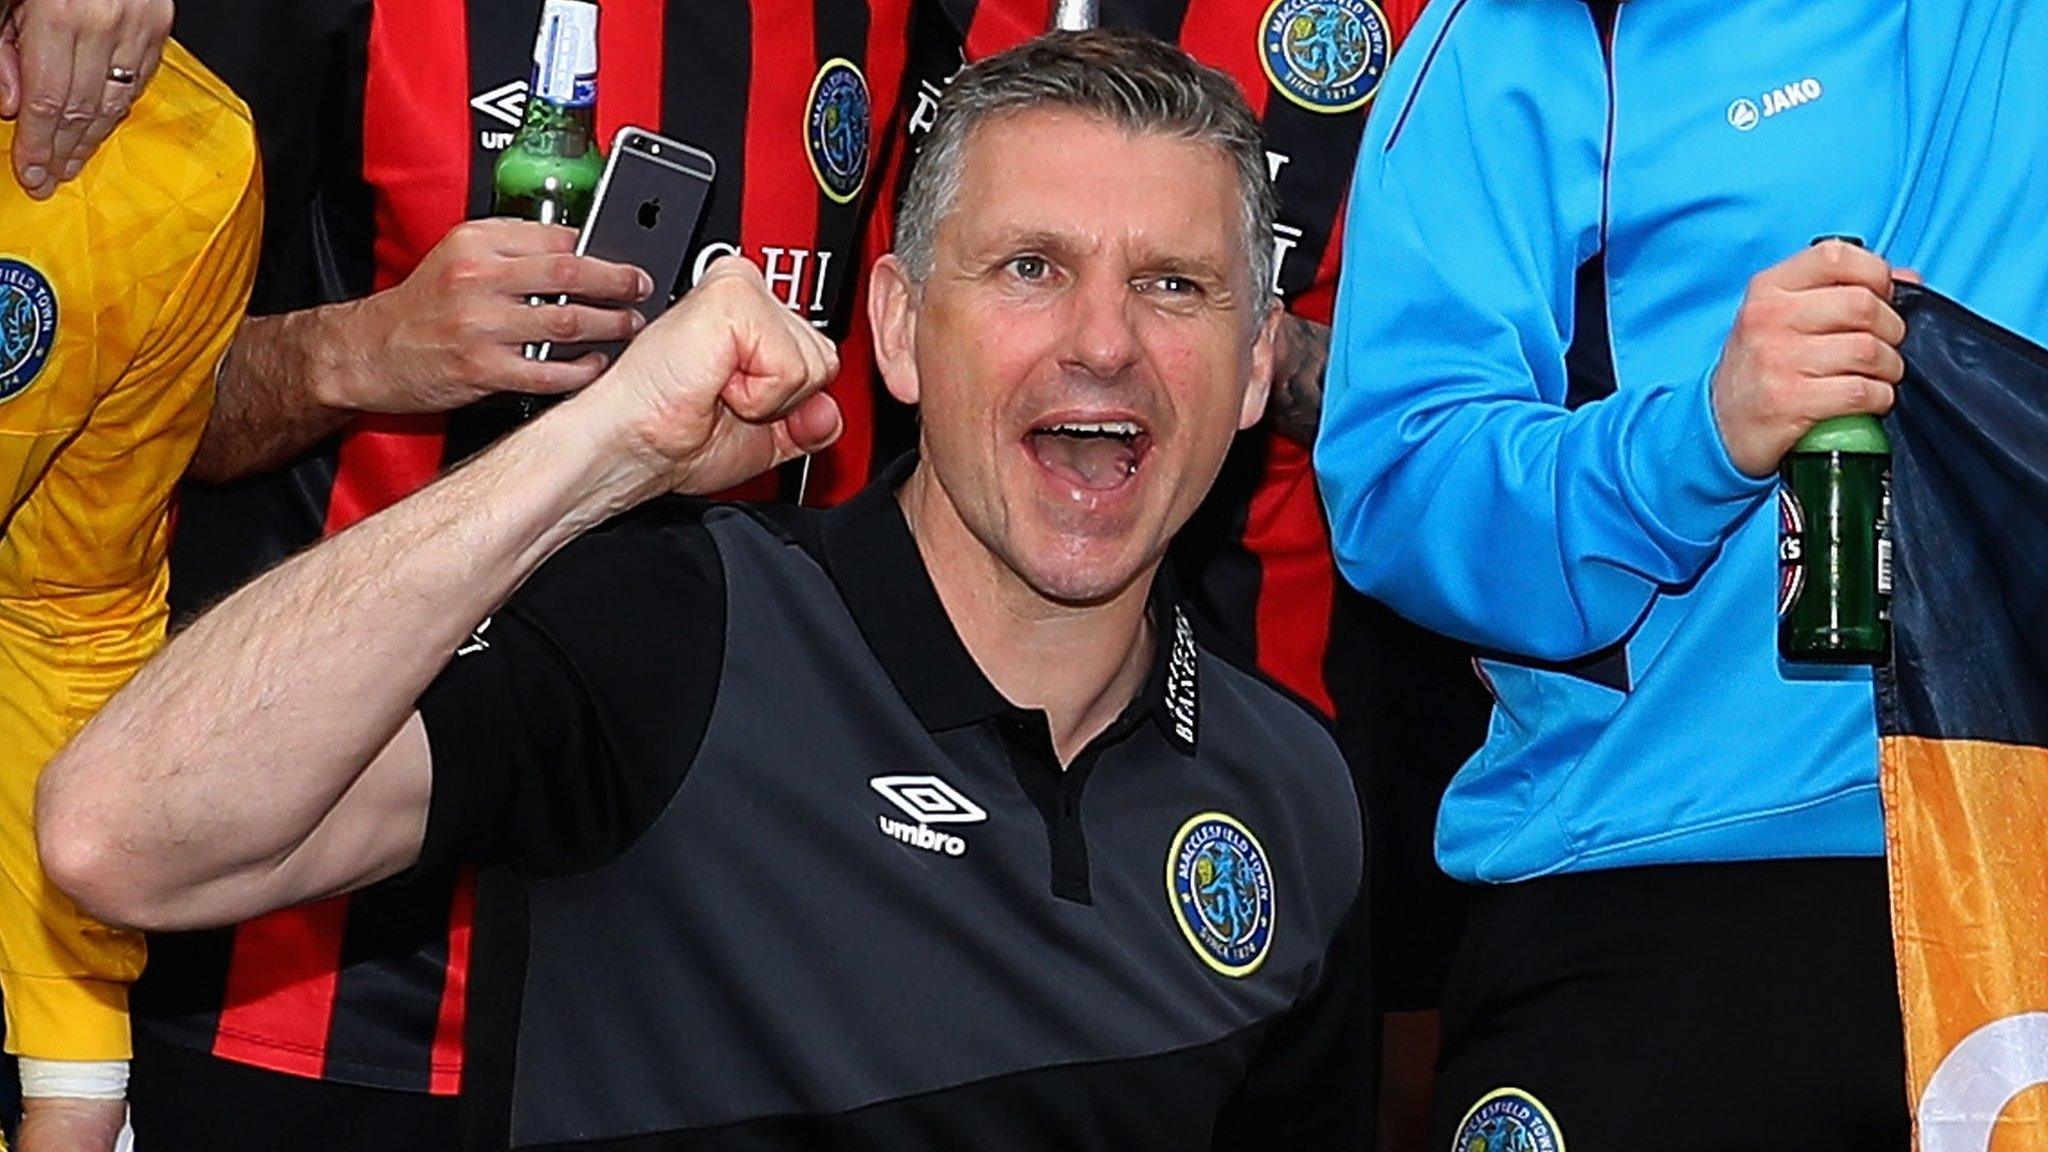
top-left (38, 29), bottom-right (1372, 1150)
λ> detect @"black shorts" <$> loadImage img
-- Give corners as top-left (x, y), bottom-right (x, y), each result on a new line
top-left (129, 1029), bottom-right (461, 1152)
top-left (1431, 857), bottom-right (1909, 1152)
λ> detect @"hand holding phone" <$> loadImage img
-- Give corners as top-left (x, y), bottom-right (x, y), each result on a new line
top-left (537, 126), bottom-right (717, 362)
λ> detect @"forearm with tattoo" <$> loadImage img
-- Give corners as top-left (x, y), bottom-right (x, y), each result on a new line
top-left (1268, 314), bottom-right (1329, 447)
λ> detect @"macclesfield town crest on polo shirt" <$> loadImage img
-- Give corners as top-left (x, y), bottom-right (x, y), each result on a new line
top-left (1452, 1088), bottom-right (1565, 1152)
top-left (0, 258), bottom-right (58, 403)
top-left (1168, 812), bottom-right (1275, 977)
top-left (806, 58), bottom-right (871, 204)
top-left (1259, 0), bottom-right (1390, 114)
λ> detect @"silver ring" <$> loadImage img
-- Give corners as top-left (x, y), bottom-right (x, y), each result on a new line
top-left (106, 65), bottom-right (138, 84)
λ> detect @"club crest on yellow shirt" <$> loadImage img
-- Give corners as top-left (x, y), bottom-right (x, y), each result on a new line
top-left (0, 258), bottom-right (57, 402)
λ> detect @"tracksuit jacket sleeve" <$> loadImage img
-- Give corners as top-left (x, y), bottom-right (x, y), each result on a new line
top-left (1315, 8), bottom-right (1773, 662)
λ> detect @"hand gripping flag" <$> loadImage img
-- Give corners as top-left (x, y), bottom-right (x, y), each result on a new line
top-left (1882, 282), bottom-right (2048, 1151)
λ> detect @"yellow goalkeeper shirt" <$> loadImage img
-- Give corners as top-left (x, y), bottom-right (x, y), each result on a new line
top-left (0, 38), bottom-right (260, 1061)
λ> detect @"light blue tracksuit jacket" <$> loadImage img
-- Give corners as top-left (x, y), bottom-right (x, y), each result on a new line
top-left (1319, 0), bottom-right (2048, 882)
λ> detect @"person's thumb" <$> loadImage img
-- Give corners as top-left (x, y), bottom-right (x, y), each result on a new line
top-left (782, 393), bottom-right (843, 456)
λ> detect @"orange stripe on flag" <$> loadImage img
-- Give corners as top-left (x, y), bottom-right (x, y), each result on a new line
top-left (1883, 735), bottom-right (2048, 1151)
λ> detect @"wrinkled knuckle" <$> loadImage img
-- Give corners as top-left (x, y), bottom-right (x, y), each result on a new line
top-left (542, 307), bottom-right (581, 341)
top-left (439, 257), bottom-right (485, 292)
top-left (539, 253), bottom-right (581, 289)
top-left (22, 91), bottom-right (68, 120)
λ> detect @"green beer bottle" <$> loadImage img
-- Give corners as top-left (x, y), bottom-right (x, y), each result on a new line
top-left (1778, 237), bottom-right (1893, 663)
top-left (1778, 414), bottom-right (1891, 663)
top-left (493, 0), bottom-right (604, 227)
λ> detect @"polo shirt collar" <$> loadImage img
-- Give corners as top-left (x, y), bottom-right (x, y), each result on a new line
top-left (819, 454), bottom-right (1199, 755)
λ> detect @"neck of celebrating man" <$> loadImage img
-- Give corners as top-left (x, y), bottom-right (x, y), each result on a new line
top-left (898, 466), bottom-right (1157, 767)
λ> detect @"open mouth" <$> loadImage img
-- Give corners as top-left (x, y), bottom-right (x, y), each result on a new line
top-left (1026, 420), bottom-right (1153, 492)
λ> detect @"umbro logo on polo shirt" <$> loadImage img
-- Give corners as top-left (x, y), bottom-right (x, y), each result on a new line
top-left (872, 775), bottom-right (986, 857)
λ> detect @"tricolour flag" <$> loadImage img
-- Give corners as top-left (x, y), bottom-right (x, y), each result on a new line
top-left (1883, 282), bottom-right (2048, 1151)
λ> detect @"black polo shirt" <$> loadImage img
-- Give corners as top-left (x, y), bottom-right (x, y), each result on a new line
top-left (415, 457), bottom-right (1372, 1150)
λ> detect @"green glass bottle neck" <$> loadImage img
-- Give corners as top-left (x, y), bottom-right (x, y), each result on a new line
top-left (511, 96), bottom-right (597, 147)
top-left (1793, 413), bottom-right (1891, 454)
top-left (492, 95), bottom-right (604, 225)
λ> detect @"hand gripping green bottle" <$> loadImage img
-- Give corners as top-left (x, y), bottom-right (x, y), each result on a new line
top-left (493, 0), bottom-right (604, 228)
top-left (1777, 236), bottom-right (1892, 664)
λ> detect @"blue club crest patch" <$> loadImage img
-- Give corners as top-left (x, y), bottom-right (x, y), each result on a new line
top-left (0, 258), bottom-right (57, 403)
top-left (1452, 1088), bottom-right (1566, 1152)
top-left (1168, 812), bottom-right (1275, 977)
top-left (806, 58), bottom-right (871, 204)
top-left (1260, 0), bottom-right (1391, 114)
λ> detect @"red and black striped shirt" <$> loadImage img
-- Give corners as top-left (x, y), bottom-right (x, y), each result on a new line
top-left (153, 0), bottom-right (916, 1093)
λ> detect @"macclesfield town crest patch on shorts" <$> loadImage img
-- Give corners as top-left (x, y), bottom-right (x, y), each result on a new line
top-left (1260, 0), bottom-right (1390, 114)
top-left (1452, 1088), bottom-right (1566, 1152)
top-left (806, 58), bottom-right (872, 204)
top-left (1168, 812), bottom-right (1275, 977)
top-left (0, 258), bottom-right (58, 403)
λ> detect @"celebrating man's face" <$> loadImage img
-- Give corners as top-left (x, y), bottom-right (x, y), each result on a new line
top-left (874, 107), bottom-right (1275, 609)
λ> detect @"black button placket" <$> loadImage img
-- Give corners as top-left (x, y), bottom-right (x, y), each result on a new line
top-left (998, 711), bottom-right (1099, 904)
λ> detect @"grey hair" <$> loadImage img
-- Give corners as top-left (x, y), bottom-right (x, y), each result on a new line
top-left (895, 28), bottom-right (1278, 311)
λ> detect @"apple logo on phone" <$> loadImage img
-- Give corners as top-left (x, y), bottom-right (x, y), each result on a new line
top-left (638, 197), bottom-right (661, 230)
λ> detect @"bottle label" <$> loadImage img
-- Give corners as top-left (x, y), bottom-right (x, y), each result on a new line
top-left (1777, 484), bottom-right (1806, 618)
top-left (1779, 450), bottom-right (1888, 663)
top-left (533, 0), bottom-right (598, 108)
top-left (1876, 465), bottom-right (1893, 608)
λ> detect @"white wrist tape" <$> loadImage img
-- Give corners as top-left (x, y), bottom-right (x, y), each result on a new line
top-left (17, 1056), bottom-right (129, 1100)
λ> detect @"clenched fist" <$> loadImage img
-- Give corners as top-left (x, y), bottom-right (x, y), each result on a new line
top-left (580, 256), bottom-right (843, 501)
